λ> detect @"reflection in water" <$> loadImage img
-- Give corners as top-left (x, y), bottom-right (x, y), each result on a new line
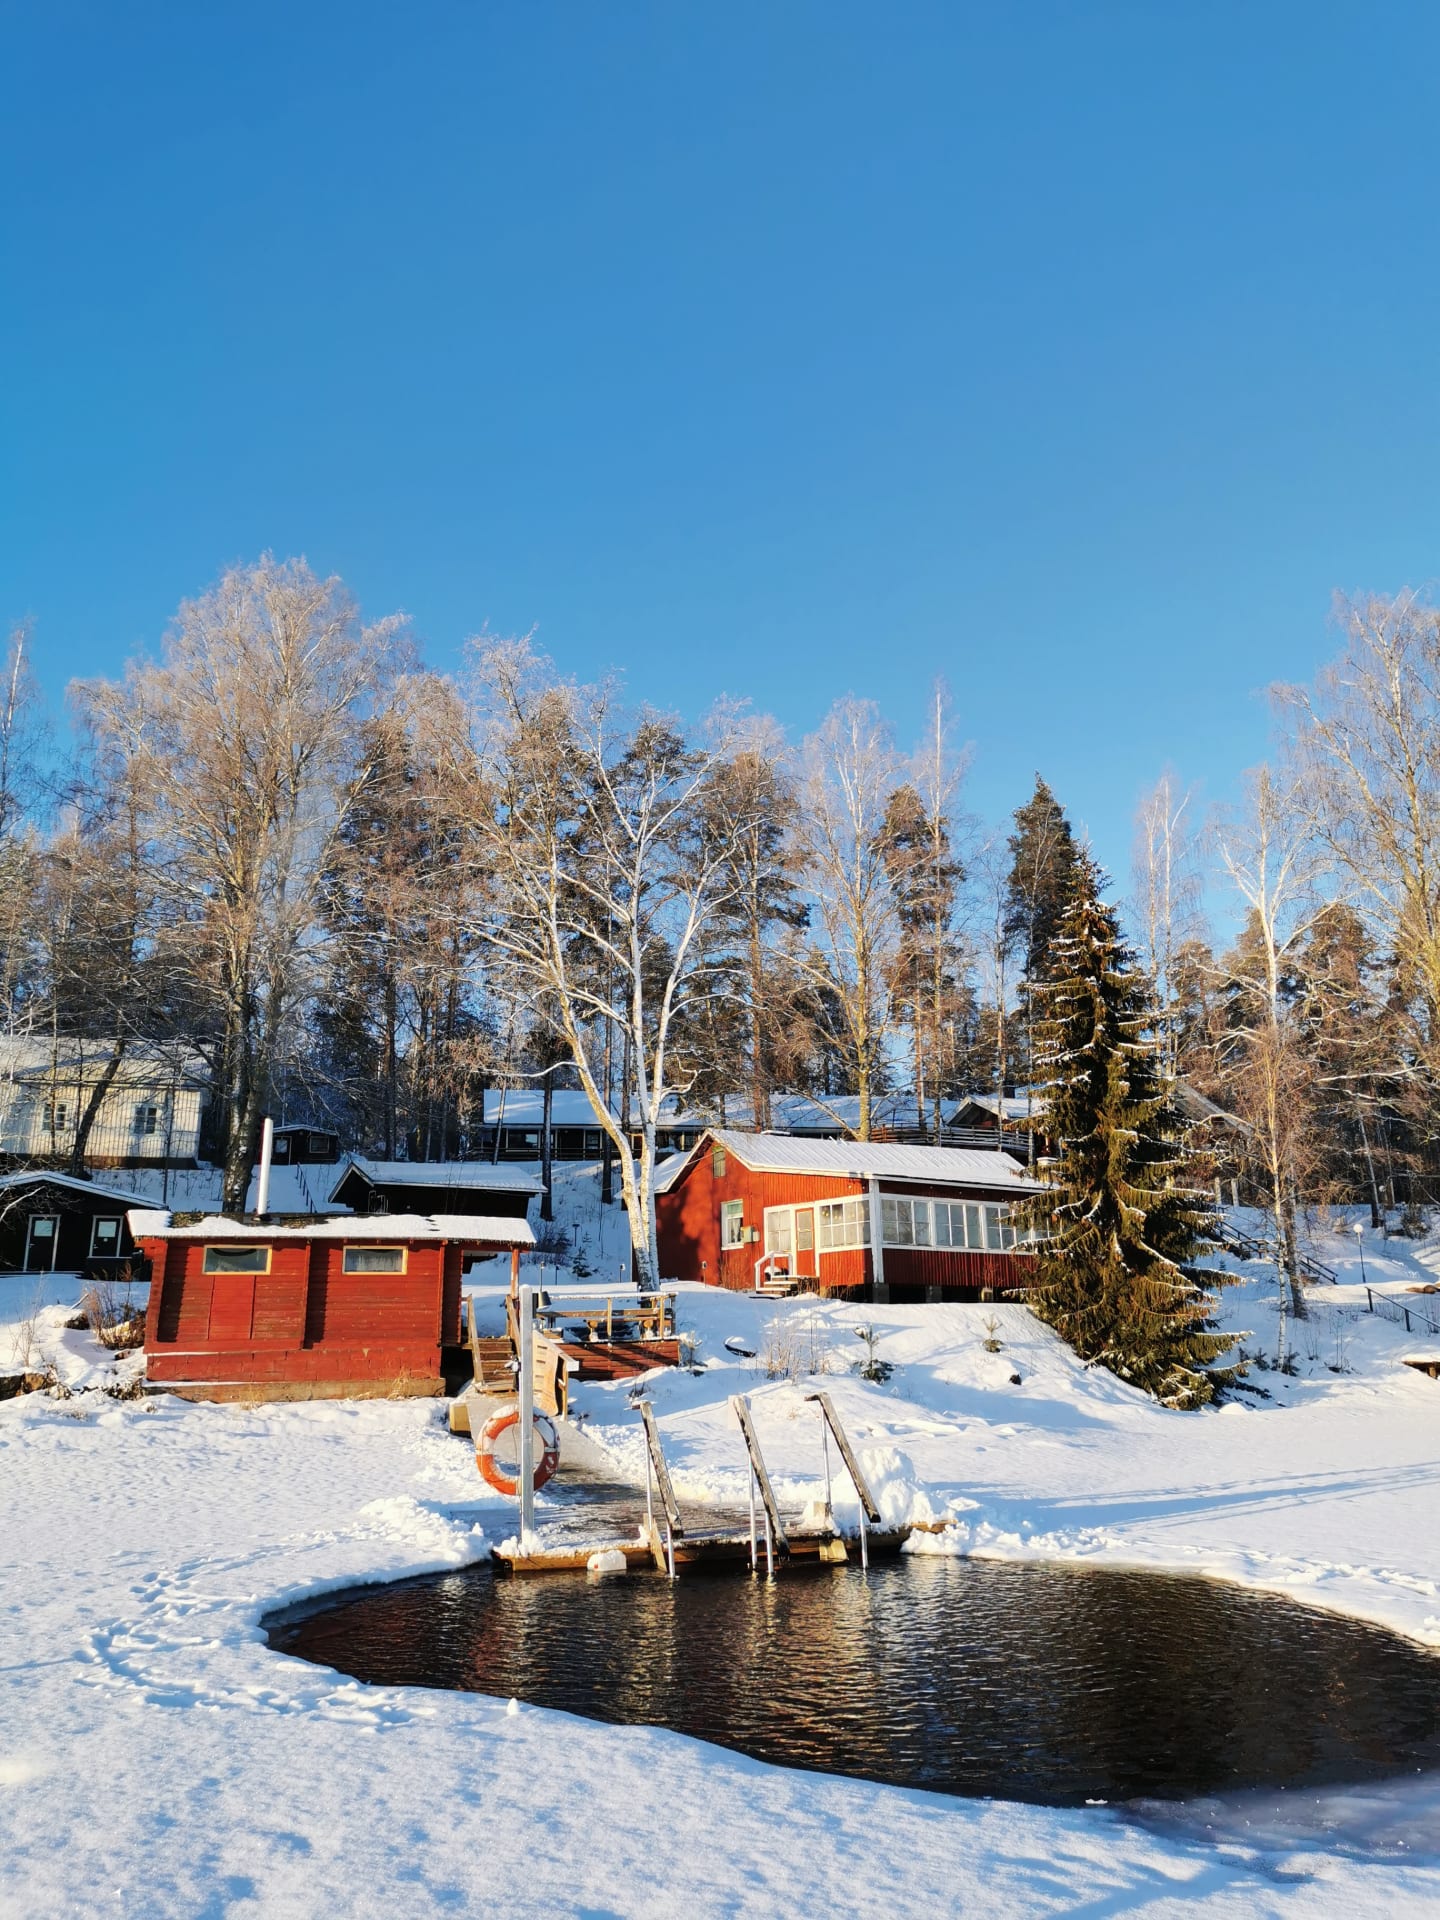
top-left (267, 1557), bottom-right (1440, 1807)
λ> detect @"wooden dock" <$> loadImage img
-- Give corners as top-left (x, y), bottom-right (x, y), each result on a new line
top-left (491, 1387), bottom-right (931, 1578)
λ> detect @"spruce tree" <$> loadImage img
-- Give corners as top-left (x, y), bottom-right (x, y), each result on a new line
top-left (1023, 855), bottom-right (1237, 1409)
top-left (1004, 776), bottom-right (1082, 986)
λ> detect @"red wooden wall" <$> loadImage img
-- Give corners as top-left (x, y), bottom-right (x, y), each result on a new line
top-left (655, 1147), bottom-right (1035, 1298)
top-left (141, 1235), bottom-right (458, 1400)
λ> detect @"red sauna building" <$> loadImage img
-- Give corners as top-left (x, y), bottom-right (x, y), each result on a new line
top-left (655, 1131), bottom-right (1040, 1302)
top-left (131, 1209), bottom-right (534, 1401)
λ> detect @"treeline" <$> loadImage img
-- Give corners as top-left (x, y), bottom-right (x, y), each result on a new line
top-left (3, 561), bottom-right (1438, 1279)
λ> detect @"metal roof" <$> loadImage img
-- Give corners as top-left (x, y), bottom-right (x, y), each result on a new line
top-left (328, 1157), bottom-right (545, 1201)
top-left (658, 1129), bottom-right (1041, 1193)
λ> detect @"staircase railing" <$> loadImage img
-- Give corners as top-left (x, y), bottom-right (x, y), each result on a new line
top-left (1366, 1287), bottom-right (1440, 1339)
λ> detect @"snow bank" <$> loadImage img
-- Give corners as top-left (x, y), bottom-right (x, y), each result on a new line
top-left (6, 1209), bottom-right (1440, 1913)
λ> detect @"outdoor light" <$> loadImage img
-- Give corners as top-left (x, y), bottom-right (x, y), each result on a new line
top-left (1353, 1219), bottom-right (1367, 1287)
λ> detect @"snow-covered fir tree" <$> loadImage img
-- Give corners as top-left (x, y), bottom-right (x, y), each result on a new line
top-left (1022, 853), bottom-right (1237, 1409)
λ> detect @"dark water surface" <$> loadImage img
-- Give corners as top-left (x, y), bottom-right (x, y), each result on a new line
top-left (266, 1556), bottom-right (1440, 1806)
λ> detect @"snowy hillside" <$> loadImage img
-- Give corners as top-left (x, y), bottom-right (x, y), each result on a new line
top-left (5, 1207), bottom-right (1440, 1914)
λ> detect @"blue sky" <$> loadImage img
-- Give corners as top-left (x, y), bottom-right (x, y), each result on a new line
top-left (4, 3), bottom-right (1439, 885)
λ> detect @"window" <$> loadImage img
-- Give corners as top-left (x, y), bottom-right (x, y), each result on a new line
top-left (817, 1198), bottom-right (870, 1249)
top-left (89, 1216), bottom-right (121, 1257)
top-left (795, 1210), bottom-right (814, 1254)
top-left (720, 1199), bottom-right (745, 1249)
top-left (712, 1144), bottom-right (727, 1179)
top-left (134, 1103), bottom-right (159, 1136)
top-left (307, 1132), bottom-right (330, 1154)
top-left (764, 1210), bottom-right (792, 1256)
top-left (882, 1198), bottom-right (1017, 1251)
top-left (342, 1245), bottom-right (406, 1274)
top-left (880, 1197), bottom-right (931, 1247)
top-left (45, 1101), bottom-right (68, 1133)
top-left (202, 1245), bottom-right (271, 1274)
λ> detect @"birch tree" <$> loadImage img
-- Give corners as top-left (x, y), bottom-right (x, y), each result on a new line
top-left (797, 698), bottom-right (905, 1140)
top-left (1277, 591), bottom-right (1440, 1092)
top-left (76, 557), bottom-right (405, 1211)
top-left (1131, 769), bottom-right (1203, 1078)
top-left (466, 641), bottom-right (763, 1285)
top-left (1213, 766), bottom-right (1321, 1354)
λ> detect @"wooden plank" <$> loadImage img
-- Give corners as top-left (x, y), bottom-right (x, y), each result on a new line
top-left (638, 1402), bottom-right (685, 1537)
top-left (730, 1395), bottom-right (790, 1555)
top-left (804, 1390), bottom-right (883, 1524)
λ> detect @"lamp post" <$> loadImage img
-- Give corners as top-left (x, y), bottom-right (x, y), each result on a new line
top-left (1353, 1219), bottom-right (1367, 1287)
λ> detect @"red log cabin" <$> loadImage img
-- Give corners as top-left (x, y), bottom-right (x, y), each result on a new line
top-left (130, 1209), bottom-right (534, 1401)
top-left (655, 1131), bottom-right (1041, 1302)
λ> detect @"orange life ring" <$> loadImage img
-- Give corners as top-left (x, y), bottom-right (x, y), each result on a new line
top-left (476, 1405), bottom-right (560, 1496)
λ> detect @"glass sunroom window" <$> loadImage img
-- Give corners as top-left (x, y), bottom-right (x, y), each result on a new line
top-left (817, 1198), bottom-right (870, 1249)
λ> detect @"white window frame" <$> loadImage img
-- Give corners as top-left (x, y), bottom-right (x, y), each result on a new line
top-left (720, 1199), bottom-right (746, 1249)
top-left (89, 1215), bottom-right (123, 1257)
top-left (763, 1208), bottom-right (793, 1257)
top-left (816, 1197), bottom-right (870, 1250)
top-left (879, 1196), bottom-right (1018, 1252)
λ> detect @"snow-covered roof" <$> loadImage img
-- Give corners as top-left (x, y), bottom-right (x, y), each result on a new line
top-left (0, 1169), bottom-right (146, 1206)
top-left (328, 1157), bottom-right (544, 1199)
top-left (480, 1088), bottom-right (712, 1130)
top-left (0, 1035), bottom-right (209, 1085)
top-left (656, 1129), bottom-right (1041, 1194)
top-left (947, 1092), bottom-right (1046, 1124)
top-left (705, 1092), bottom-right (920, 1134)
top-left (482, 1089), bottom-right (609, 1127)
top-left (127, 1209), bottom-right (535, 1246)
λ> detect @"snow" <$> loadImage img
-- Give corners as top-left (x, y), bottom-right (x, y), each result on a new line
top-left (695, 1128), bottom-right (1042, 1189)
top-left (128, 1209), bottom-right (535, 1245)
top-left (5, 1207), bottom-right (1440, 1914)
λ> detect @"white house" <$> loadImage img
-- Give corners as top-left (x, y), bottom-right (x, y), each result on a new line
top-left (0, 1036), bottom-right (209, 1166)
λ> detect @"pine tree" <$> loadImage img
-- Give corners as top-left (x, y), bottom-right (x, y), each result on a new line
top-left (1023, 855), bottom-right (1238, 1409)
top-left (880, 782), bottom-right (968, 1135)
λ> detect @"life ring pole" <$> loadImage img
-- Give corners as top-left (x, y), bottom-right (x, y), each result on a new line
top-left (517, 1283), bottom-right (536, 1545)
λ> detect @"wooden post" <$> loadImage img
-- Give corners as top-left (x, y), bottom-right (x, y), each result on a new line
top-left (638, 1402), bottom-right (685, 1537)
top-left (517, 1285), bottom-right (536, 1545)
top-left (731, 1396), bottom-right (789, 1555)
top-left (804, 1389), bottom-right (883, 1524)
top-left (509, 1246), bottom-right (520, 1297)
top-left (867, 1178), bottom-right (888, 1302)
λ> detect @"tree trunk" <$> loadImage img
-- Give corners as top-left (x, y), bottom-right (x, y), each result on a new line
top-left (540, 1074), bottom-right (554, 1223)
top-left (69, 1038), bottom-right (126, 1176)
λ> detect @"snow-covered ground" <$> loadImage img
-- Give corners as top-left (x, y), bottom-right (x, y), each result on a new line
top-left (4, 1210), bottom-right (1440, 1915)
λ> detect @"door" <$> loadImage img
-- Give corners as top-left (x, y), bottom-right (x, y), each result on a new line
top-left (208, 1273), bottom-right (255, 1343)
top-left (794, 1208), bottom-right (816, 1279)
top-left (24, 1214), bottom-right (59, 1273)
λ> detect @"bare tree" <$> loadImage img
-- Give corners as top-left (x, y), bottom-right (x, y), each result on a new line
top-left (76, 557), bottom-right (405, 1211)
top-left (1131, 768), bottom-right (1204, 1078)
top-left (1277, 591), bottom-right (1440, 1096)
top-left (465, 641), bottom-right (762, 1285)
top-left (797, 698), bottom-right (905, 1140)
top-left (904, 680), bottom-right (970, 1138)
top-left (1213, 766), bottom-right (1323, 1355)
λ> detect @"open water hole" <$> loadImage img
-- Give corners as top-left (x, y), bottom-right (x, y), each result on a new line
top-left (266, 1556), bottom-right (1440, 1808)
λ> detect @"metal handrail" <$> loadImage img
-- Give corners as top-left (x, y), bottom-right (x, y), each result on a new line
top-left (1366, 1286), bottom-right (1440, 1339)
